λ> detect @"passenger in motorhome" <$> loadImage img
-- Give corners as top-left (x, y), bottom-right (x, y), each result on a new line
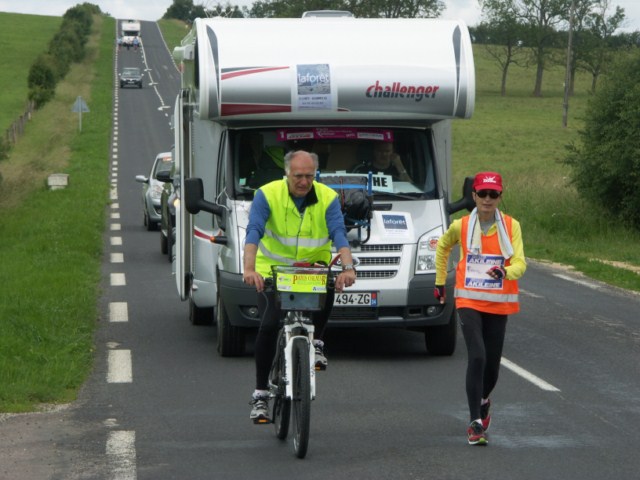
top-left (246, 134), bottom-right (286, 188)
top-left (243, 150), bottom-right (357, 423)
top-left (351, 141), bottom-right (412, 181)
top-left (434, 172), bottom-right (526, 446)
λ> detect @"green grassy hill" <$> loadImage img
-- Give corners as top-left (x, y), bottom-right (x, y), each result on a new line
top-left (0, 13), bottom-right (62, 131)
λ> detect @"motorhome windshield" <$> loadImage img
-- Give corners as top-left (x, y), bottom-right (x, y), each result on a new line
top-left (231, 127), bottom-right (437, 199)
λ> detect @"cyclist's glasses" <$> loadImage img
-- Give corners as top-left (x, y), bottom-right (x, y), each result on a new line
top-left (475, 190), bottom-right (501, 199)
top-left (291, 174), bottom-right (315, 181)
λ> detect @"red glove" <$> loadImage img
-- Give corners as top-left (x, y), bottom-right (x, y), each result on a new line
top-left (434, 286), bottom-right (446, 302)
top-left (489, 266), bottom-right (507, 279)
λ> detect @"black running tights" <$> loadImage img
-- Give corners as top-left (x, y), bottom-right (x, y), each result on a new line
top-left (254, 288), bottom-right (334, 390)
top-left (458, 308), bottom-right (508, 422)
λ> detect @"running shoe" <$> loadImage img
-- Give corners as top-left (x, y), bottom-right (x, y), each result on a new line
top-left (480, 399), bottom-right (491, 431)
top-left (314, 344), bottom-right (328, 371)
top-left (467, 421), bottom-right (488, 445)
top-left (249, 394), bottom-right (271, 424)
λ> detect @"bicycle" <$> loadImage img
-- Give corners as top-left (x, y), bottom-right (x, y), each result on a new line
top-left (263, 261), bottom-right (335, 459)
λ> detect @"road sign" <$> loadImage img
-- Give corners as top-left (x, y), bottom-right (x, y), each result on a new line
top-left (71, 96), bottom-right (90, 131)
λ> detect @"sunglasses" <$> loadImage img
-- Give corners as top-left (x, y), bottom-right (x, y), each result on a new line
top-left (475, 190), bottom-right (501, 199)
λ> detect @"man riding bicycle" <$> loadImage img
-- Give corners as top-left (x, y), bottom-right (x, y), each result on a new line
top-left (243, 150), bottom-right (357, 423)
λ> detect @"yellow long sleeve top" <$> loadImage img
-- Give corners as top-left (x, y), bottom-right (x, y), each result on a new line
top-left (435, 216), bottom-right (527, 286)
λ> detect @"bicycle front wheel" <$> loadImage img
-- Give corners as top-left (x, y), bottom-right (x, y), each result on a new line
top-left (291, 337), bottom-right (311, 458)
top-left (272, 344), bottom-right (290, 440)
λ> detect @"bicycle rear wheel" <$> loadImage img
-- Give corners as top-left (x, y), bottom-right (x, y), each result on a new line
top-left (271, 345), bottom-right (290, 440)
top-left (291, 337), bottom-right (311, 458)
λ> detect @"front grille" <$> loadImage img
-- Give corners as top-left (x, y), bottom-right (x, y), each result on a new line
top-left (358, 257), bottom-right (400, 266)
top-left (356, 270), bottom-right (397, 279)
top-left (354, 244), bottom-right (403, 252)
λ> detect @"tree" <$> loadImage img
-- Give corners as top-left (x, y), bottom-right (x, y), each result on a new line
top-left (578, 0), bottom-right (625, 92)
top-left (564, 50), bottom-right (640, 230)
top-left (163, 0), bottom-right (206, 22)
top-left (480, 0), bottom-right (528, 96)
top-left (248, 0), bottom-right (443, 18)
top-left (516, 0), bottom-right (569, 97)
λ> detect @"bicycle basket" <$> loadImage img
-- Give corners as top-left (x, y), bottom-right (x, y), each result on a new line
top-left (271, 265), bottom-right (329, 311)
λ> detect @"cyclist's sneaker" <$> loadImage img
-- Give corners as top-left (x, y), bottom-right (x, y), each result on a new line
top-left (249, 394), bottom-right (271, 424)
top-left (480, 399), bottom-right (491, 431)
top-left (314, 344), bottom-right (328, 371)
top-left (467, 421), bottom-right (488, 445)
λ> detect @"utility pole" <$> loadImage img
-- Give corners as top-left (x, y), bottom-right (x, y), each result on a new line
top-left (562, 0), bottom-right (576, 128)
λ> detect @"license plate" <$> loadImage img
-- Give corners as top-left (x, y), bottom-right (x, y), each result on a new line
top-left (334, 292), bottom-right (377, 307)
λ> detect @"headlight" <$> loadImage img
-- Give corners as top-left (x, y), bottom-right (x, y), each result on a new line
top-left (150, 184), bottom-right (163, 200)
top-left (415, 227), bottom-right (442, 274)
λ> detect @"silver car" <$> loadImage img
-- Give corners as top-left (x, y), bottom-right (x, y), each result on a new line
top-left (135, 151), bottom-right (173, 231)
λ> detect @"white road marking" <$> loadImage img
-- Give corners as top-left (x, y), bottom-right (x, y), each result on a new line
top-left (111, 237), bottom-right (122, 246)
top-left (110, 224), bottom-right (121, 231)
top-left (111, 203), bottom-right (119, 209)
top-left (111, 212), bottom-right (120, 220)
top-left (111, 273), bottom-right (126, 286)
top-left (106, 430), bottom-right (136, 479)
top-left (519, 288), bottom-right (543, 298)
top-left (110, 188), bottom-right (118, 200)
top-left (107, 350), bottom-right (132, 383)
top-left (111, 253), bottom-right (124, 263)
top-left (109, 302), bottom-right (128, 322)
top-left (501, 357), bottom-right (560, 392)
top-left (553, 273), bottom-right (602, 290)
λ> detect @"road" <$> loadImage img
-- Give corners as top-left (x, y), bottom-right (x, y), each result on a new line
top-left (2, 20), bottom-right (640, 480)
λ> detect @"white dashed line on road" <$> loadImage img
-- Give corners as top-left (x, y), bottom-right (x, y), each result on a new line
top-left (106, 430), bottom-right (136, 480)
top-left (107, 350), bottom-right (132, 383)
top-left (109, 302), bottom-right (128, 322)
top-left (501, 357), bottom-right (560, 392)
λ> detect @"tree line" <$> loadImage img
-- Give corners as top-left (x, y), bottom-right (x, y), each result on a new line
top-left (27, 3), bottom-right (102, 108)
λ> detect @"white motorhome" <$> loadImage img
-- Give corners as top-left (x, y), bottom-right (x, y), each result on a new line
top-left (172, 16), bottom-right (476, 357)
top-left (120, 20), bottom-right (140, 46)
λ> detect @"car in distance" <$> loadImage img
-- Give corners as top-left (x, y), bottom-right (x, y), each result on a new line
top-left (135, 151), bottom-right (173, 231)
top-left (119, 67), bottom-right (143, 88)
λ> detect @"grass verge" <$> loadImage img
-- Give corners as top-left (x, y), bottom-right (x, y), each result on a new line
top-left (0, 13), bottom-right (62, 130)
top-left (0, 15), bottom-right (114, 412)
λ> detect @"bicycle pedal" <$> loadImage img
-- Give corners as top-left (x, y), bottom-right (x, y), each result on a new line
top-left (315, 364), bottom-right (327, 371)
top-left (253, 417), bottom-right (271, 425)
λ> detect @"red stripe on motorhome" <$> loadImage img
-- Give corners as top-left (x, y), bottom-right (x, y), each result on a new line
top-left (221, 66), bottom-right (289, 80)
top-left (221, 104), bottom-right (291, 116)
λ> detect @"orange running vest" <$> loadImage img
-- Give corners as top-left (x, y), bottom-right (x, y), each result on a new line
top-left (455, 215), bottom-right (520, 315)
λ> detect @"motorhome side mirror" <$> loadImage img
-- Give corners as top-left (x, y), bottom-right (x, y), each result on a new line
top-left (156, 170), bottom-right (172, 183)
top-left (184, 177), bottom-right (224, 216)
top-left (446, 176), bottom-right (475, 214)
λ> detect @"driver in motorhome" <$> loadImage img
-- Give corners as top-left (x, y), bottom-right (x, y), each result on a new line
top-left (351, 141), bottom-right (412, 182)
top-left (243, 150), bottom-right (357, 423)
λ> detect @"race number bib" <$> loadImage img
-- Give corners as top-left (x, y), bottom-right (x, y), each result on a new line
top-left (464, 254), bottom-right (505, 290)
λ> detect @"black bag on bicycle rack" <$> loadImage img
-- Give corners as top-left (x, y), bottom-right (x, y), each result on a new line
top-left (319, 175), bottom-right (372, 244)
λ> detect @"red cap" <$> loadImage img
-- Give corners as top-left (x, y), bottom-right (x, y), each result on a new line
top-left (473, 172), bottom-right (502, 192)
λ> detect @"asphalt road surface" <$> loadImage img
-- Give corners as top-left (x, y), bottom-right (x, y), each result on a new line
top-left (2, 20), bottom-right (640, 480)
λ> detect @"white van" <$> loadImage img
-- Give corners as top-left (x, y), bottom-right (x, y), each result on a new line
top-left (171, 16), bottom-right (475, 356)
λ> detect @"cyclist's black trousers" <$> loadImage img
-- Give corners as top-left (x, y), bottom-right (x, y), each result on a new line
top-left (458, 308), bottom-right (508, 422)
top-left (254, 288), bottom-right (335, 390)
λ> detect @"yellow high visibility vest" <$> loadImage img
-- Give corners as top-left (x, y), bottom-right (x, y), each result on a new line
top-left (255, 179), bottom-right (337, 277)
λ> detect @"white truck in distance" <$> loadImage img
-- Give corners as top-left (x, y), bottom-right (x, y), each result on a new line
top-left (120, 20), bottom-right (140, 47)
top-left (171, 16), bottom-right (476, 357)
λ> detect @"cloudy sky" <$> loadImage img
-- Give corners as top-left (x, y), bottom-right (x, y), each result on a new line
top-left (0, 0), bottom-right (638, 32)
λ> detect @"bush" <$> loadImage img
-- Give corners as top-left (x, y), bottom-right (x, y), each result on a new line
top-left (24, 3), bottom-right (98, 110)
top-left (27, 55), bottom-right (57, 108)
top-left (565, 50), bottom-right (640, 230)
